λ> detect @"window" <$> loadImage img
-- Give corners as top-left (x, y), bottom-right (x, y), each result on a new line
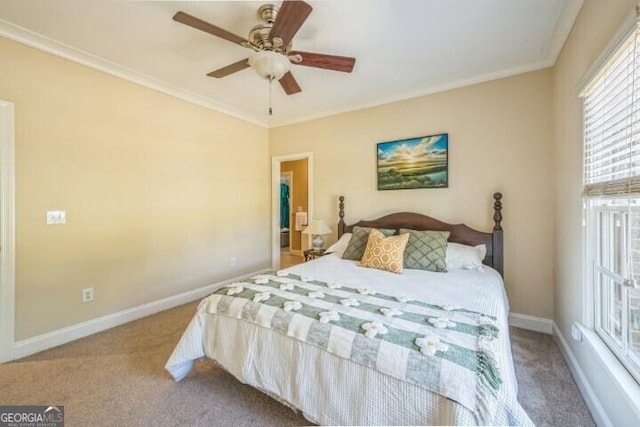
top-left (583, 20), bottom-right (640, 383)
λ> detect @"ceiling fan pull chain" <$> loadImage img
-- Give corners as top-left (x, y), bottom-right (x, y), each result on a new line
top-left (269, 75), bottom-right (274, 116)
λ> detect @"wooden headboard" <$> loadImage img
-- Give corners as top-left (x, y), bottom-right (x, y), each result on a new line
top-left (337, 193), bottom-right (504, 276)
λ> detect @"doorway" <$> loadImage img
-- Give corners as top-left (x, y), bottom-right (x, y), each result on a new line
top-left (279, 170), bottom-right (299, 269)
top-left (280, 171), bottom-right (292, 250)
top-left (272, 153), bottom-right (313, 270)
top-left (0, 100), bottom-right (15, 363)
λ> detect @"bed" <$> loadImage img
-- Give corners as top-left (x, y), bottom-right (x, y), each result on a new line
top-left (166, 193), bottom-right (533, 426)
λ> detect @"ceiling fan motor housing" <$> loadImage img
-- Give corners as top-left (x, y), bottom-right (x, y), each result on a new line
top-left (249, 4), bottom-right (291, 53)
top-left (258, 3), bottom-right (278, 24)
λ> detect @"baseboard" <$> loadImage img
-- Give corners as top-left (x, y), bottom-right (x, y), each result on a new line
top-left (12, 268), bottom-right (269, 360)
top-left (552, 323), bottom-right (612, 427)
top-left (509, 312), bottom-right (553, 334)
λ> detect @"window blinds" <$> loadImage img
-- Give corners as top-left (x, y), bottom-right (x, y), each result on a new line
top-left (583, 17), bottom-right (640, 197)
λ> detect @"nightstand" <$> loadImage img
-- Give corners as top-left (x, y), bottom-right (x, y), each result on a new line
top-left (304, 249), bottom-right (326, 261)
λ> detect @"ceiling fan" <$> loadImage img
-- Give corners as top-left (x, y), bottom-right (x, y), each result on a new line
top-left (173, 0), bottom-right (356, 95)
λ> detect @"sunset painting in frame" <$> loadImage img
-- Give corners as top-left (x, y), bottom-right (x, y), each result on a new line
top-left (377, 134), bottom-right (448, 190)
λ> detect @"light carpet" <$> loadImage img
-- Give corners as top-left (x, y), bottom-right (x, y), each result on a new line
top-left (0, 302), bottom-right (594, 426)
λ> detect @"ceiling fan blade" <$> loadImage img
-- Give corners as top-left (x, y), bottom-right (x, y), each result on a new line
top-left (207, 58), bottom-right (250, 78)
top-left (269, 1), bottom-right (312, 47)
top-left (173, 11), bottom-right (249, 47)
top-left (290, 51), bottom-right (356, 73)
top-left (279, 71), bottom-right (302, 95)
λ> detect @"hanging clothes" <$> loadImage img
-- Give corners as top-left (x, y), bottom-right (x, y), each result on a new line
top-left (280, 183), bottom-right (290, 229)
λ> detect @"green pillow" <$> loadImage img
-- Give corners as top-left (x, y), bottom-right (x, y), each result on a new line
top-left (342, 226), bottom-right (395, 260)
top-left (400, 228), bottom-right (450, 271)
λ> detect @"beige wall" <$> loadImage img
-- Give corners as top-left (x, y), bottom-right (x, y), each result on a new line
top-left (281, 159), bottom-right (308, 251)
top-left (0, 37), bottom-right (270, 341)
top-left (270, 69), bottom-right (554, 319)
top-left (552, 0), bottom-right (640, 424)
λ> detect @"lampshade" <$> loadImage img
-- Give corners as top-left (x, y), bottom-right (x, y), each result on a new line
top-left (302, 219), bottom-right (332, 236)
top-left (248, 51), bottom-right (291, 80)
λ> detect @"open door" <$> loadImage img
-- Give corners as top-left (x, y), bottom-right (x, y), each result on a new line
top-left (271, 153), bottom-right (313, 270)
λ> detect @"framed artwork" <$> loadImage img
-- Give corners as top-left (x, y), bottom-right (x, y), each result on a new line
top-left (377, 133), bottom-right (448, 190)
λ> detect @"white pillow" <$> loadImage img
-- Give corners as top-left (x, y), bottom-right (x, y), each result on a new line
top-left (325, 233), bottom-right (352, 256)
top-left (446, 242), bottom-right (486, 271)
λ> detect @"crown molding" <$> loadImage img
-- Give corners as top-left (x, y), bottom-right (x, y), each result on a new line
top-left (0, 19), bottom-right (268, 128)
top-left (270, 59), bottom-right (554, 128)
top-left (543, 0), bottom-right (584, 64)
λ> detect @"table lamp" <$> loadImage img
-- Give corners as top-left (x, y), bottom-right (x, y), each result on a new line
top-left (302, 219), bottom-right (332, 251)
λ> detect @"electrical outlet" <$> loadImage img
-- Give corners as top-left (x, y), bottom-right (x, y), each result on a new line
top-left (571, 322), bottom-right (583, 343)
top-left (82, 287), bottom-right (94, 303)
top-left (229, 257), bottom-right (237, 267)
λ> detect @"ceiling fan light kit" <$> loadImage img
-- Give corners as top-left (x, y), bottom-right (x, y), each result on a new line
top-left (173, 0), bottom-right (356, 114)
top-left (248, 50), bottom-right (291, 80)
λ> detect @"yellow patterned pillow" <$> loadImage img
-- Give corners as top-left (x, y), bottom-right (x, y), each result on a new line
top-left (359, 229), bottom-right (410, 274)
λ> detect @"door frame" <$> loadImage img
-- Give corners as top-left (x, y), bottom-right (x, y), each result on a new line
top-left (0, 100), bottom-right (16, 363)
top-left (271, 152), bottom-right (313, 269)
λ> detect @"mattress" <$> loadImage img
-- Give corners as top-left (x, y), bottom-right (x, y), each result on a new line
top-left (166, 253), bottom-right (533, 426)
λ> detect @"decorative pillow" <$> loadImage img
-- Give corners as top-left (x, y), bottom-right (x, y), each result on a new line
top-left (446, 242), bottom-right (486, 271)
top-left (400, 228), bottom-right (450, 272)
top-left (342, 226), bottom-right (395, 260)
top-left (359, 229), bottom-right (410, 274)
top-left (325, 233), bottom-right (352, 256)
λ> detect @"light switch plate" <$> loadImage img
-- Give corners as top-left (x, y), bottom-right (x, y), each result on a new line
top-left (46, 210), bottom-right (66, 225)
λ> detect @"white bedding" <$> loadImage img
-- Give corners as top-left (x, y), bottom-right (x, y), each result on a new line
top-left (166, 253), bottom-right (533, 426)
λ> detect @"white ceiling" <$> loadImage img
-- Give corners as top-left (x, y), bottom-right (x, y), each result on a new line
top-left (0, 0), bottom-right (582, 127)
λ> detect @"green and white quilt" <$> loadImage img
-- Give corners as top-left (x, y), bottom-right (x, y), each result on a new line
top-left (206, 271), bottom-right (503, 424)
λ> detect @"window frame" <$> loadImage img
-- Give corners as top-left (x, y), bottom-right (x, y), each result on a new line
top-left (582, 16), bottom-right (640, 385)
top-left (587, 201), bottom-right (640, 384)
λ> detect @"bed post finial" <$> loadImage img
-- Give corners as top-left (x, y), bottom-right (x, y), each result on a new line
top-left (493, 192), bottom-right (503, 231)
top-left (338, 196), bottom-right (345, 237)
top-left (492, 192), bottom-right (504, 277)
